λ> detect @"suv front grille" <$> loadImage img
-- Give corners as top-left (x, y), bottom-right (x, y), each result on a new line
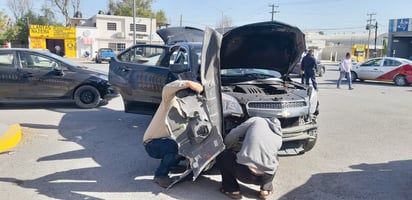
top-left (248, 101), bottom-right (306, 109)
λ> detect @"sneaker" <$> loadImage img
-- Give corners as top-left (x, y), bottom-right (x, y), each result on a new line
top-left (349, 87), bottom-right (354, 90)
top-left (153, 176), bottom-right (173, 188)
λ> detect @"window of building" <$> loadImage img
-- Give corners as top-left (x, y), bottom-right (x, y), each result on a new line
top-left (129, 24), bottom-right (147, 32)
top-left (108, 43), bottom-right (126, 52)
top-left (107, 22), bottom-right (117, 31)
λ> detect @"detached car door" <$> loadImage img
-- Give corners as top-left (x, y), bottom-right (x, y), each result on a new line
top-left (109, 45), bottom-right (174, 114)
top-left (0, 51), bottom-right (21, 99)
top-left (166, 27), bottom-right (225, 186)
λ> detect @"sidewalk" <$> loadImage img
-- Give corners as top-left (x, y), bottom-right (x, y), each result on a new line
top-left (0, 123), bottom-right (22, 152)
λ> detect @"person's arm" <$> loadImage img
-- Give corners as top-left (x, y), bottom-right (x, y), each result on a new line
top-left (162, 80), bottom-right (203, 102)
top-left (224, 117), bottom-right (258, 149)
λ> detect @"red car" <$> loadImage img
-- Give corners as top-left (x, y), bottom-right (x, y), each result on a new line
top-left (351, 57), bottom-right (412, 86)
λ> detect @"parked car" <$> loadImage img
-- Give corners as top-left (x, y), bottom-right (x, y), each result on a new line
top-left (291, 60), bottom-right (326, 77)
top-left (351, 57), bottom-right (412, 86)
top-left (0, 48), bottom-right (119, 108)
top-left (109, 22), bottom-right (319, 183)
top-left (95, 48), bottom-right (115, 63)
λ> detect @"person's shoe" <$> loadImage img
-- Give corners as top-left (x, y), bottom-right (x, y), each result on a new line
top-left (337, 86), bottom-right (340, 89)
top-left (153, 176), bottom-right (173, 188)
top-left (170, 164), bottom-right (187, 174)
top-left (349, 87), bottom-right (354, 90)
top-left (258, 190), bottom-right (273, 199)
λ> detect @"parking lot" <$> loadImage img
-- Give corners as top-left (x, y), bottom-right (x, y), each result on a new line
top-left (1, 61), bottom-right (412, 200)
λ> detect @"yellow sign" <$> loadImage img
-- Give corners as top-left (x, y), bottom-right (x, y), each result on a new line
top-left (30, 25), bottom-right (76, 39)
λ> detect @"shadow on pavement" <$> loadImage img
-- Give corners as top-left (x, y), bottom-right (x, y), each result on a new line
top-left (0, 107), bottom-right (233, 199)
top-left (279, 160), bottom-right (412, 200)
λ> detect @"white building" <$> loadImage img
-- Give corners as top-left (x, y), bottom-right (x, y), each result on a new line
top-left (71, 14), bottom-right (163, 58)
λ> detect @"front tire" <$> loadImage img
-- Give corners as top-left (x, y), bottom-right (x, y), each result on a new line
top-left (74, 85), bottom-right (101, 109)
top-left (350, 71), bottom-right (358, 82)
top-left (394, 75), bottom-right (407, 86)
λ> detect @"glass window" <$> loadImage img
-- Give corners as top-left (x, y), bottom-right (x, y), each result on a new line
top-left (383, 59), bottom-right (401, 67)
top-left (130, 24), bottom-right (147, 32)
top-left (108, 43), bottom-right (126, 52)
top-left (118, 46), bottom-right (167, 67)
top-left (0, 52), bottom-right (15, 68)
top-left (107, 22), bottom-right (117, 31)
top-left (20, 52), bottom-right (58, 70)
top-left (361, 58), bottom-right (382, 67)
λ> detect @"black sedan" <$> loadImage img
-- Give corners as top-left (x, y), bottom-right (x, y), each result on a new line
top-left (0, 48), bottom-right (118, 108)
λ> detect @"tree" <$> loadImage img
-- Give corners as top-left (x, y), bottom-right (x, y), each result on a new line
top-left (49, 0), bottom-right (80, 26)
top-left (108, 0), bottom-right (167, 26)
top-left (6, 0), bottom-right (33, 21)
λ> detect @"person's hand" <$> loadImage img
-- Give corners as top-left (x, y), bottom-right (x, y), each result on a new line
top-left (186, 81), bottom-right (203, 93)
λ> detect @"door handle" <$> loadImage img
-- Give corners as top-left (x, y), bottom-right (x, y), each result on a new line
top-left (22, 73), bottom-right (34, 78)
top-left (373, 68), bottom-right (378, 70)
top-left (120, 66), bottom-right (131, 72)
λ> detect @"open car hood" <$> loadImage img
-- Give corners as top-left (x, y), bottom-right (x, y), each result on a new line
top-left (220, 21), bottom-right (306, 75)
top-left (157, 26), bottom-right (204, 45)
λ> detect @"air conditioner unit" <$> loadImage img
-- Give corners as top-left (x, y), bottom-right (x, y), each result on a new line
top-left (115, 32), bottom-right (124, 38)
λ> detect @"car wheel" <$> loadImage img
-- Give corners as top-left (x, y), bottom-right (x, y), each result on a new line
top-left (74, 85), bottom-right (101, 109)
top-left (95, 57), bottom-right (98, 63)
top-left (318, 66), bottom-right (325, 77)
top-left (394, 75), bottom-right (407, 86)
top-left (350, 71), bottom-right (358, 82)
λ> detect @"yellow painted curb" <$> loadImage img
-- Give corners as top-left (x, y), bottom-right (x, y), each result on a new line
top-left (0, 124), bottom-right (22, 152)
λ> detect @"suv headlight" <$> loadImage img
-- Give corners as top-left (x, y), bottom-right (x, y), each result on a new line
top-left (222, 93), bottom-right (243, 117)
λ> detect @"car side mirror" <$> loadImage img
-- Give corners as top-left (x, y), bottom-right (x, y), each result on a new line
top-left (170, 63), bottom-right (190, 73)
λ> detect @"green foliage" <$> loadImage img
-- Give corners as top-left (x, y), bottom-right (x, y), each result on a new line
top-left (108, 0), bottom-right (167, 26)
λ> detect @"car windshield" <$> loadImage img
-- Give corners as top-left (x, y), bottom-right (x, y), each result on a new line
top-left (221, 68), bottom-right (281, 78)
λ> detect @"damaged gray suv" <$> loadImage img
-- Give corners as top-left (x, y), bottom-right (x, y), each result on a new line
top-left (109, 21), bottom-right (319, 181)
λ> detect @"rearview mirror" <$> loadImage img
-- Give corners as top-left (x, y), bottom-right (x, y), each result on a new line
top-left (170, 63), bottom-right (190, 73)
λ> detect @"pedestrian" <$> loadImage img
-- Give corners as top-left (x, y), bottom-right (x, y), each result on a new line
top-left (337, 52), bottom-right (354, 90)
top-left (217, 117), bottom-right (283, 199)
top-left (301, 49), bottom-right (318, 90)
top-left (143, 80), bottom-right (203, 188)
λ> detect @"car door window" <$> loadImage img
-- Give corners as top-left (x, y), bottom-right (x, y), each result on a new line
top-left (383, 59), bottom-right (401, 67)
top-left (20, 52), bottom-right (58, 70)
top-left (361, 58), bottom-right (382, 67)
top-left (0, 52), bottom-right (15, 68)
top-left (118, 46), bottom-right (167, 67)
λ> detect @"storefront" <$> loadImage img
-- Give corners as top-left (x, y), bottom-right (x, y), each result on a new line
top-left (388, 18), bottom-right (412, 60)
top-left (29, 25), bottom-right (77, 58)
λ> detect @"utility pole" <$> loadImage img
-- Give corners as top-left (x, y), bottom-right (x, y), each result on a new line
top-left (374, 21), bottom-right (378, 57)
top-left (269, 4), bottom-right (279, 21)
top-left (366, 13), bottom-right (376, 59)
top-left (133, 0), bottom-right (136, 46)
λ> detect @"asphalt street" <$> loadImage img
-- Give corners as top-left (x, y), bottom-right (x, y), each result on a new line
top-left (0, 61), bottom-right (411, 200)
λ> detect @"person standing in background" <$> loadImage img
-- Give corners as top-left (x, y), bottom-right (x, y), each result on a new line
top-left (337, 52), bottom-right (354, 90)
top-left (301, 49), bottom-right (318, 90)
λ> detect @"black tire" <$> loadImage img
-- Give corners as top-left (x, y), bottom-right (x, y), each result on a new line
top-left (318, 66), bottom-right (325, 77)
top-left (394, 75), bottom-right (407, 86)
top-left (74, 85), bottom-right (101, 109)
top-left (350, 71), bottom-right (358, 82)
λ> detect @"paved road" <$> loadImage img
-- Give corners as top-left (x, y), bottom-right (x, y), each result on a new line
top-left (0, 62), bottom-right (411, 200)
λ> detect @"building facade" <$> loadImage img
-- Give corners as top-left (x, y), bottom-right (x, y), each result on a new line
top-left (388, 18), bottom-right (412, 60)
top-left (72, 14), bottom-right (163, 58)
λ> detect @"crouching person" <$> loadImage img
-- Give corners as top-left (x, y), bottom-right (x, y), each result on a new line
top-left (143, 80), bottom-right (203, 188)
top-left (217, 117), bottom-right (283, 199)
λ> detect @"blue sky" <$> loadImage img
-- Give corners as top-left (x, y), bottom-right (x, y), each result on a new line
top-left (1, 0), bottom-right (410, 34)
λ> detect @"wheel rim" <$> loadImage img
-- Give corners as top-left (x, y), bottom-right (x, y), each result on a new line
top-left (80, 90), bottom-right (95, 104)
top-left (395, 76), bottom-right (406, 86)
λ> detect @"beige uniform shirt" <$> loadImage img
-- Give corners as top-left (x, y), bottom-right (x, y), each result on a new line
top-left (143, 80), bottom-right (192, 143)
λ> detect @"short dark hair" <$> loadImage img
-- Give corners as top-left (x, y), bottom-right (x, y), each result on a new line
top-left (346, 52), bottom-right (351, 57)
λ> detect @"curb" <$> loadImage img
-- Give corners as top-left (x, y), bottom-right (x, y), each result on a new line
top-left (0, 124), bottom-right (22, 153)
